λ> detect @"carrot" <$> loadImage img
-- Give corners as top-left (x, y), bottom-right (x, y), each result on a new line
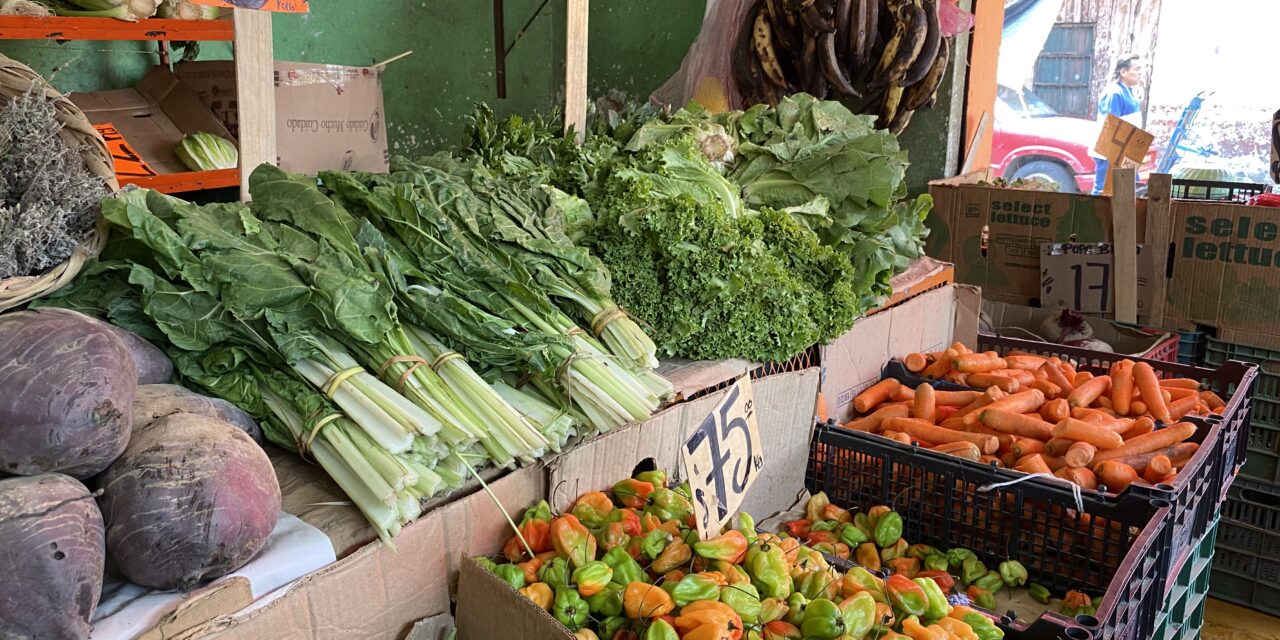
top-left (1031, 379), bottom-right (1064, 400)
top-left (842, 404), bottom-right (910, 433)
top-left (1144, 455), bottom-right (1173, 483)
top-left (882, 431), bottom-right (915, 446)
top-left (1168, 394), bottom-right (1199, 421)
top-left (1065, 442), bottom-right (1097, 468)
top-left (1071, 407), bottom-right (1111, 424)
top-left (1130, 401), bottom-right (1148, 416)
top-left (913, 384), bottom-right (937, 423)
top-left (883, 417), bottom-right (999, 454)
top-left (935, 390), bottom-right (982, 407)
top-left (1011, 438), bottom-right (1046, 458)
top-left (1014, 454), bottom-right (1053, 475)
top-left (921, 349), bottom-right (956, 379)
top-left (1097, 396), bottom-right (1114, 410)
top-left (1199, 390), bottom-right (1226, 410)
top-left (953, 387), bottom-right (1006, 420)
top-left (1093, 422), bottom-right (1197, 463)
top-left (1164, 386), bottom-right (1198, 401)
top-left (978, 409), bottom-right (1055, 440)
top-left (981, 455), bottom-right (1004, 467)
top-left (904, 352), bottom-right (929, 373)
top-left (950, 342), bottom-right (971, 355)
top-left (965, 390), bottom-right (1046, 425)
top-left (854, 379), bottom-right (901, 413)
top-left (1111, 443), bottom-right (1198, 474)
top-left (1110, 361), bottom-right (1133, 416)
top-left (1159, 378), bottom-right (1203, 390)
top-left (1095, 461), bottom-right (1140, 493)
top-left (1044, 437), bottom-right (1075, 457)
top-left (954, 353), bottom-right (1007, 373)
top-left (933, 441), bottom-right (982, 461)
top-left (1133, 362), bottom-right (1171, 423)
top-left (890, 385), bottom-right (916, 403)
top-left (1124, 416), bottom-right (1155, 439)
top-left (943, 371), bottom-right (970, 385)
top-left (966, 372), bottom-right (1021, 393)
top-left (1068, 375), bottom-right (1112, 408)
top-left (935, 405), bottom-right (959, 421)
top-left (1055, 466), bottom-right (1098, 490)
top-left (997, 369), bottom-right (1036, 386)
top-left (1005, 355), bottom-right (1048, 371)
top-left (1040, 360), bottom-right (1075, 393)
top-left (1101, 418), bottom-right (1136, 435)
top-left (1040, 398), bottom-right (1070, 423)
top-left (1000, 452), bottom-right (1019, 468)
top-left (1074, 371), bottom-right (1094, 386)
top-left (1051, 418), bottom-right (1126, 450)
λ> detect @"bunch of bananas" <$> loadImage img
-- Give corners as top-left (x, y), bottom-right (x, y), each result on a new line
top-left (734, 0), bottom-right (954, 134)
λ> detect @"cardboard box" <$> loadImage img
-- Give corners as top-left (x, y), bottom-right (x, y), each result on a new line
top-left (927, 173), bottom-right (1147, 306)
top-left (1163, 198), bottom-right (1280, 350)
top-left (821, 284), bottom-right (982, 422)
top-left (1039, 242), bottom-right (1154, 316)
top-left (175, 61), bottom-right (389, 174)
top-left (70, 67), bottom-right (236, 176)
top-left (982, 301), bottom-right (1178, 360)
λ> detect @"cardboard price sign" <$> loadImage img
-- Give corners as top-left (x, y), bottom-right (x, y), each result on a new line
top-left (682, 376), bottom-right (764, 539)
top-left (1094, 114), bottom-right (1154, 195)
top-left (93, 123), bottom-right (157, 179)
top-left (1040, 243), bottom-right (1153, 315)
top-left (190, 0), bottom-right (308, 12)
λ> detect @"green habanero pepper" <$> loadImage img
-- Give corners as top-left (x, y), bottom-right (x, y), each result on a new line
top-left (494, 564), bottom-right (526, 589)
top-left (644, 619), bottom-right (680, 640)
top-left (599, 615), bottom-right (628, 639)
top-left (647, 488), bottom-right (693, 523)
top-left (853, 513), bottom-right (873, 537)
top-left (810, 520), bottom-right (839, 533)
top-left (747, 542), bottom-right (792, 599)
top-left (961, 557), bottom-right (987, 586)
top-left (540, 557), bottom-right (571, 591)
top-left (603, 547), bottom-right (647, 586)
top-left (635, 469), bottom-right (667, 487)
top-left (999, 560), bottom-right (1028, 587)
top-left (721, 582), bottom-right (762, 623)
top-left (885, 574), bottom-right (928, 617)
top-left (737, 512), bottom-right (759, 545)
top-left (800, 598), bottom-right (846, 639)
top-left (914, 576), bottom-right (951, 620)
top-left (838, 590), bottom-right (876, 639)
top-left (674, 482), bottom-right (692, 501)
top-left (553, 587), bottom-right (589, 630)
top-left (967, 585), bottom-right (997, 610)
top-left (962, 612), bottom-right (1006, 640)
top-left (641, 529), bottom-right (672, 560)
top-left (671, 573), bottom-right (722, 607)
top-left (839, 522), bottom-right (869, 547)
top-left (573, 561), bottom-right (614, 597)
top-left (1028, 583), bottom-right (1051, 604)
top-left (522, 500), bottom-right (552, 525)
top-left (873, 512), bottom-right (903, 549)
top-left (880, 538), bottom-right (909, 563)
top-left (947, 548), bottom-right (977, 572)
top-left (785, 592), bottom-right (810, 626)
top-left (586, 582), bottom-right (625, 617)
top-left (974, 570), bottom-right (1005, 594)
top-left (924, 553), bottom-right (949, 573)
top-left (795, 570), bottom-right (836, 601)
top-left (907, 544), bottom-right (939, 560)
top-left (475, 557), bottom-right (498, 573)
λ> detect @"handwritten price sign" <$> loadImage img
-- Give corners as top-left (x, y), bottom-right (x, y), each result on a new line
top-left (682, 376), bottom-right (764, 539)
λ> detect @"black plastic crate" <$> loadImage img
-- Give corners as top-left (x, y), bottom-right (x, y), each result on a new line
top-left (807, 422), bottom-right (1175, 640)
top-left (1211, 478), bottom-right (1280, 617)
top-left (1204, 337), bottom-right (1280, 486)
top-left (1170, 178), bottom-right (1268, 202)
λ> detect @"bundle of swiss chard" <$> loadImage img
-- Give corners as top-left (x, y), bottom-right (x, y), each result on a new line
top-left (463, 93), bottom-right (930, 363)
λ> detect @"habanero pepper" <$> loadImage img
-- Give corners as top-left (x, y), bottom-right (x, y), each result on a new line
top-left (924, 553), bottom-right (949, 573)
top-left (999, 560), bottom-right (1028, 587)
top-left (624, 581), bottom-right (676, 619)
top-left (550, 514), bottom-right (598, 568)
top-left (604, 546), bottom-right (648, 586)
top-left (635, 469), bottom-right (667, 488)
top-left (521, 500), bottom-right (552, 526)
top-left (586, 582), bottom-right (625, 617)
top-left (784, 592), bottom-right (809, 626)
top-left (720, 583), bottom-right (762, 624)
top-left (884, 556), bottom-right (920, 578)
top-left (647, 488), bottom-right (694, 523)
top-left (967, 585), bottom-right (997, 610)
top-left (784, 519), bottom-right (812, 538)
top-left (856, 542), bottom-right (881, 572)
top-left (608, 508), bottom-right (643, 537)
top-left (799, 598), bottom-right (846, 639)
top-left (641, 529), bottom-right (673, 561)
top-left (602, 522), bottom-right (630, 552)
top-left (746, 541), bottom-right (792, 599)
top-left (736, 512), bottom-right (759, 546)
top-left (974, 570), bottom-right (1006, 594)
top-left (873, 511), bottom-right (904, 549)
top-left (713, 560), bottom-right (752, 586)
top-left (915, 570), bottom-right (956, 592)
top-left (613, 478), bottom-right (655, 510)
top-left (520, 582), bottom-right (553, 610)
top-left (762, 620), bottom-right (802, 640)
top-left (642, 618), bottom-right (680, 640)
top-left (651, 538), bottom-right (692, 574)
top-left (914, 576), bottom-right (952, 620)
top-left (805, 492), bottom-right (830, 524)
top-left (540, 557), bottom-right (571, 590)
top-left (838, 590), bottom-right (877, 639)
top-left (838, 522), bottom-right (868, 547)
top-left (880, 538), bottom-right (910, 563)
top-left (671, 573), bottom-right (722, 607)
top-left (759, 597), bottom-right (790, 624)
top-left (794, 569), bottom-right (839, 601)
top-left (574, 560), bottom-right (614, 597)
top-left (694, 530), bottom-right (749, 563)
top-left (494, 564), bottom-right (526, 589)
top-left (821, 503), bottom-right (852, 524)
top-left (885, 574), bottom-right (929, 617)
top-left (553, 587), bottom-right (590, 630)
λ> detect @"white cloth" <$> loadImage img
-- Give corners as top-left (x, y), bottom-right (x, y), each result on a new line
top-left (91, 513), bottom-right (336, 640)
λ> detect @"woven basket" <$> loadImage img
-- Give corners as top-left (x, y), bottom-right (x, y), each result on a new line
top-left (0, 54), bottom-right (118, 313)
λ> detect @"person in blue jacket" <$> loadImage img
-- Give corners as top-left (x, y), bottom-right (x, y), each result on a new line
top-left (1090, 55), bottom-right (1144, 194)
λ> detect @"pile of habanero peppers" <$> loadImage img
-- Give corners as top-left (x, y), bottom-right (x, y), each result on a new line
top-left (473, 469), bottom-right (1005, 640)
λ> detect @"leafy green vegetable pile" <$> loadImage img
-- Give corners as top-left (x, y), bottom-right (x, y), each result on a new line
top-left (463, 94), bottom-right (931, 362)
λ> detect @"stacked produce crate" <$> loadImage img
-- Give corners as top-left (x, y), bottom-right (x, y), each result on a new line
top-left (808, 335), bottom-right (1257, 640)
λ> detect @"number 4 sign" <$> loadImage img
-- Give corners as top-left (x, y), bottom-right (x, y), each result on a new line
top-left (682, 376), bottom-right (765, 540)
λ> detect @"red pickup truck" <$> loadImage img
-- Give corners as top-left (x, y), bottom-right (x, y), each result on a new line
top-left (991, 85), bottom-right (1156, 193)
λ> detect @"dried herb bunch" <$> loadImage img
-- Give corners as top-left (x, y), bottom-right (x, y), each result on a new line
top-left (0, 87), bottom-right (108, 280)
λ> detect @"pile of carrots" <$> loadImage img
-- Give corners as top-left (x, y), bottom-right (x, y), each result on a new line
top-left (842, 343), bottom-right (1228, 493)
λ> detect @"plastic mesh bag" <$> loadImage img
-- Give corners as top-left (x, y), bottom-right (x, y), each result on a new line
top-left (651, 0), bottom-right (754, 113)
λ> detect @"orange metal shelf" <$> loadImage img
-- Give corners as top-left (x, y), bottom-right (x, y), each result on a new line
top-left (120, 169), bottom-right (239, 194)
top-left (0, 16), bottom-right (234, 41)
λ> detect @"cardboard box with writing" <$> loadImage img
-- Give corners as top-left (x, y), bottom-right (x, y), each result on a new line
top-left (1164, 199), bottom-right (1280, 350)
top-left (1039, 242), bottom-right (1154, 317)
top-left (982, 300), bottom-right (1177, 360)
top-left (70, 67), bottom-right (236, 177)
top-left (927, 173), bottom-right (1146, 305)
top-left (175, 60), bottom-right (389, 174)
top-left (822, 284), bottom-right (982, 422)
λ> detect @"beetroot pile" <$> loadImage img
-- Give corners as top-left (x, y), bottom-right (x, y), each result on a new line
top-left (0, 308), bottom-right (281, 639)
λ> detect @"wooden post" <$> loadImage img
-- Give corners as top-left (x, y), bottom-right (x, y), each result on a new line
top-left (963, 0), bottom-right (1003, 170)
top-left (233, 8), bottom-right (276, 201)
top-left (1145, 173), bottom-right (1173, 327)
top-left (563, 0), bottom-right (588, 142)
top-left (1112, 167), bottom-right (1138, 324)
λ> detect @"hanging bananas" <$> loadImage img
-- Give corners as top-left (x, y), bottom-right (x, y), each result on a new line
top-left (736, 0), bottom-right (956, 135)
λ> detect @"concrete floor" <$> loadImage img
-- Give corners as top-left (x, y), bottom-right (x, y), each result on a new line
top-left (1203, 599), bottom-right (1280, 639)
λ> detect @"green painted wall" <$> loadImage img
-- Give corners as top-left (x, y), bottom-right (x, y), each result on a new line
top-left (0, 1), bottom-right (956, 185)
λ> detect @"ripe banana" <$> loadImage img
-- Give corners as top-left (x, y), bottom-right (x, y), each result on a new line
top-left (901, 0), bottom-right (941, 86)
top-left (754, 9), bottom-right (790, 89)
top-left (901, 36), bottom-right (950, 112)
